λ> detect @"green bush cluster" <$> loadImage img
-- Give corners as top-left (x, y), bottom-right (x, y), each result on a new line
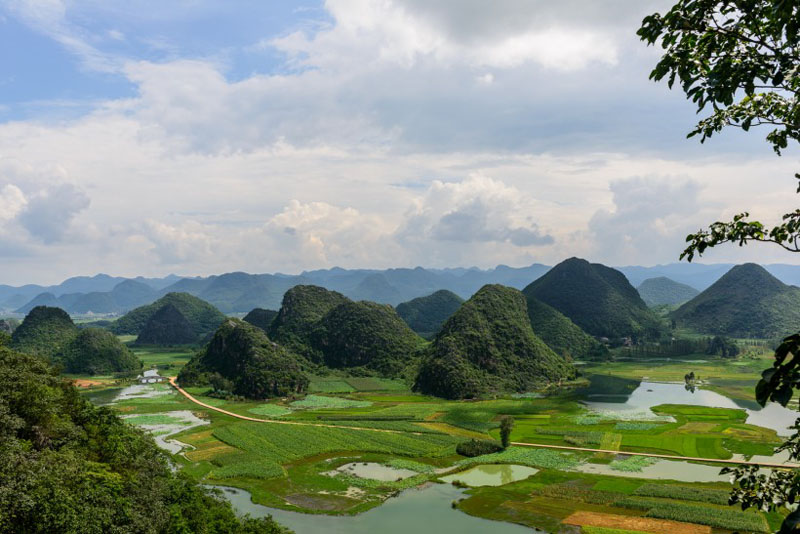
top-left (456, 439), bottom-right (504, 457)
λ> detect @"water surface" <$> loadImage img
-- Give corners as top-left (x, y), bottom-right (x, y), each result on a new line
top-left (213, 484), bottom-right (541, 534)
top-left (440, 464), bottom-right (538, 487)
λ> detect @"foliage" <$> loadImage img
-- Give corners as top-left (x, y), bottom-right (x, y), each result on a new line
top-left (499, 415), bottom-right (514, 448)
top-left (60, 328), bottom-right (141, 374)
top-left (525, 295), bottom-right (603, 359)
top-left (637, 276), bottom-right (699, 307)
top-left (310, 300), bottom-right (425, 376)
top-left (707, 335), bottom-right (740, 358)
top-left (111, 292), bottom-right (227, 339)
top-left (617, 496), bottom-right (770, 532)
top-left (178, 319), bottom-right (309, 399)
top-left (268, 285), bottom-right (350, 361)
top-left (633, 484), bottom-right (731, 506)
top-left (212, 420), bottom-right (459, 466)
top-left (0, 347), bottom-right (290, 534)
top-left (269, 285), bottom-right (423, 377)
top-left (414, 284), bottom-right (576, 399)
top-left (456, 439), bottom-right (504, 457)
top-left (523, 258), bottom-right (664, 340)
top-left (135, 303), bottom-right (197, 345)
top-left (638, 0), bottom-right (800, 155)
top-left (289, 395), bottom-right (372, 410)
top-left (456, 446), bottom-right (579, 470)
top-left (247, 403), bottom-right (292, 418)
top-left (608, 456), bottom-right (658, 473)
top-left (671, 264), bottom-right (800, 338)
top-left (11, 306), bottom-right (77, 359)
top-left (395, 289), bottom-right (464, 337)
top-left (242, 308), bottom-right (278, 332)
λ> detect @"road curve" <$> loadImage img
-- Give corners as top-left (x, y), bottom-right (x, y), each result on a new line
top-left (169, 377), bottom-right (798, 469)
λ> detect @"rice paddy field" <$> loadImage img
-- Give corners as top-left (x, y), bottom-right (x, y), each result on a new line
top-left (76, 355), bottom-right (797, 533)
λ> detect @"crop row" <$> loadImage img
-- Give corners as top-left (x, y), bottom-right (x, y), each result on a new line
top-left (456, 446), bottom-right (579, 470)
top-left (632, 484), bottom-right (731, 505)
top-left (213, 421), bottom-right (459, 464)
top-left (616, 496), bottom-right (769, 532)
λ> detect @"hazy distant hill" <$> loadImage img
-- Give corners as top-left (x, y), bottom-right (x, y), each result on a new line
top-left (637, 277), bottom-right (700, 307)
top-left (414, 285), bottom-right (575, 399)
top-left (672, 263), bottom-right (800, 338)
top-left (111, 293), bottom-right (227, 343)
top-left (15, 280), bottom-right (158, 315)
top-left (396, 290), bottom-right (464, 338)
top-left (346, 273), bottom-right (403, 305)
top-left (524, 258), bottom-right (663, 339)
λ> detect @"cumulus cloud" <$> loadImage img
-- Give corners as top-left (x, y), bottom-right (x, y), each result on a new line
top-left (587, 176), bottom-right (715, 264)
top-left (17, 183), bottom-right (90, 243)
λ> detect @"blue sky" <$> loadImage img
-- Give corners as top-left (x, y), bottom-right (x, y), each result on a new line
top-left (0, 0), bottom-right (798, 285)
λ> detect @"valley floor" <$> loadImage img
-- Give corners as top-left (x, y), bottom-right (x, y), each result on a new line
top-left (77, 350), bottom-right (795, 534)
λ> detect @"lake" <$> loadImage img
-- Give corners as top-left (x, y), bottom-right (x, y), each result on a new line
top-left (213, 483), bottom-right (542, 534)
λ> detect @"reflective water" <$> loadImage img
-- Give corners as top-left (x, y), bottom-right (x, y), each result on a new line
top-left (582, 379), bottom-right (797, 435)
top-left (574, 459), bottom-right (729, 482)
top-left (330, 462), bottom-right (418, 482)
top-left (212, 484), bottom-right (541, 534)
top-left (440, 464), bottom-right (538, 487)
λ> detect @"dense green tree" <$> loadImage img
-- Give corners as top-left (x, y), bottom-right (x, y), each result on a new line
top-left (11, 306), bottom-right (78, 359)
top-left (112, 293), bottom-right (226, 341)
top-left (242, 308), bottom-right (278, 332)
top-left (0, 347), bottom-right (290, 534)
top-left (60, 328), bottom-right (141, 375)
top-left (640, 2), bottom-right (800, 531)
top-left (499, 415), bottom-right (514, 449)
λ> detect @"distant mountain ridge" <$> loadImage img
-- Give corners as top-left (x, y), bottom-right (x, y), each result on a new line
top-left (637, 277), bottom-right (700, 307)
top-left (9, 261), bottom-right (800, 316)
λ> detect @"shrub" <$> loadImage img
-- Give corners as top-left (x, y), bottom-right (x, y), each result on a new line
top-left (456, 439), bottom-right (504, 457)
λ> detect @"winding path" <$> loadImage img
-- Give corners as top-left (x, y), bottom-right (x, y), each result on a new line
top-left (169, 377), bottom-right (799, 470)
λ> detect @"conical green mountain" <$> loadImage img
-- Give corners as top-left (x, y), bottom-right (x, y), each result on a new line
top-left (111, 292), bottom-right (226, 341)
top-left (178, 319), bottom-right (308, 399)
top-left (12, 306), bottom-right (139, 374)
top-left (243, 308), bottom-right (279, 332)
top-left (396, 290), bottom-right (464, 338)
top-left (311, 300), bottom-right (425, 376)
top-left (270, 285), bottom-right (424, 375)
top-left (12, 306), bottom-right (78, 359)
top-left (526, 296), bottom-right (603, 359)
top-left (268, 285), bottom-right (350, 359)
top-left (637, 276), bottom-right (699, 307)
top-left (60, 328), bottom-right (141, 374)
top-left (523, 258), bottom-right (663, 339)
top-left (672, 263), bottom-right (800, 338)
top-left (135, 303), bottom-right (197, 345)
top-left (414, 284), bottom-right (576, 399)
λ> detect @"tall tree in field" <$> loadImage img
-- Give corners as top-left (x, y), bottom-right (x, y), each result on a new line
top-left (500, 416), bottom-right (514, 449)
top-left (639, 1), bottom-right (800, 532)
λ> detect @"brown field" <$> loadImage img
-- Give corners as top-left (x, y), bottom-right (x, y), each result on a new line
top-left (73, 379), bottom-right (104, 388)
top-left (563, 511), bottom-right (711, 534)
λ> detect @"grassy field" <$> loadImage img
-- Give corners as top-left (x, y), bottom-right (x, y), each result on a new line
top-left (80, 349), bottom-right (790, 532)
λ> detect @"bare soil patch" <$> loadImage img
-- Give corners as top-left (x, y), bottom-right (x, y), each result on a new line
top-left (563, 511), bottom-right (711, 534)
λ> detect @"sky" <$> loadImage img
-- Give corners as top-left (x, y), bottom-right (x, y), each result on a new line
top-left (1, 0), bottom-right (799, 285)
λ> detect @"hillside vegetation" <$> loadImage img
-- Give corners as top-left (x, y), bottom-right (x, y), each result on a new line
top-left (414, 284), bottom-right (575, 399)
top-left (135, 303), bottom-right (197, 345)
top-left (11, 306), bottom-right (140, 374)
top-left (672, 263), bottom-right (800, 338)
top-left (395, 289), bottom-right (464, 337)
top-left (178, 319), bottom-right (308, 399)
top-left (242, 308), bottom-right (278, 332)
top-left (111, 293), bottom-right (227, 341)
top-left (11, 306), bottom-right (78, 359)
top-left (268, 285), bottom-right (423, 376)
top-left (637, 276), bottom-right (700, 307)
top-left (525, 296), bottom-right (604, 359)
top-left (0, 347), bottom-right (289, 534)
top-left (311, 300), bottom-right (425, 376)
top-left (523, 257), bottom-right (663, 339)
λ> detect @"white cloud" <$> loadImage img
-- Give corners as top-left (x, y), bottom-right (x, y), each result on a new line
top-left (0, 184), bottom-right (27, 222)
